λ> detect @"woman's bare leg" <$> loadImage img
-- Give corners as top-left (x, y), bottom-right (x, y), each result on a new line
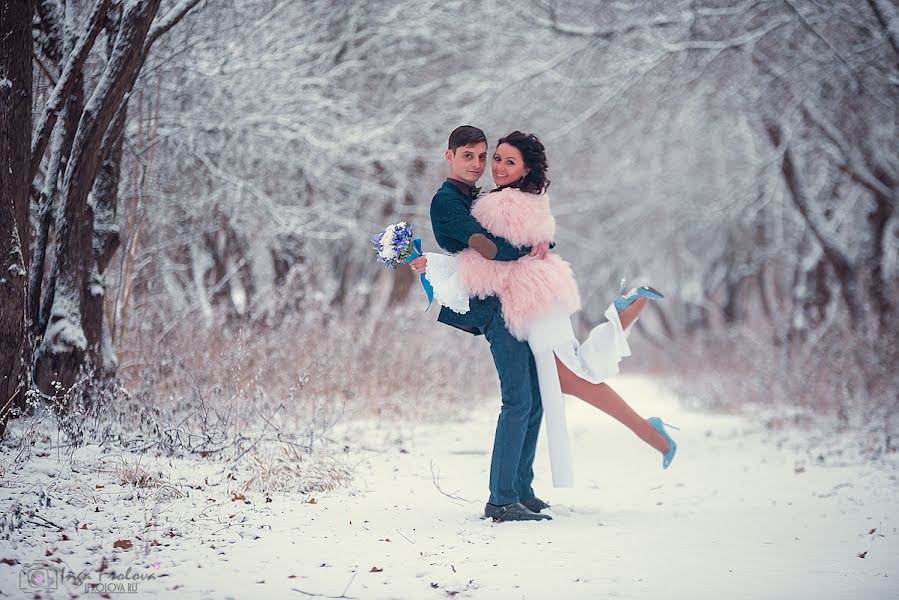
top-left (555, 352), bottom-right (669, 455)
top-left (618, 296), bottom-right (648, 330)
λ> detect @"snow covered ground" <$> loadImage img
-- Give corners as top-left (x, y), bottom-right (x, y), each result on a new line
top-left (1, 375), bottom-right (897, 600)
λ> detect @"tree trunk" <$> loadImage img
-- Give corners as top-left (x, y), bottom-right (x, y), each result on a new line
top-left (30, 76), bottom-right (84, 338)
top-left (765, 120), bottom-right (864, 327)
top-left (34, 0), bottom-right (162, 399)
top-left (0, 0), bottom-right (35, 436)
top-left (83, 104), bottom-right (126, 377)
top-left (30, 0), bottom-right (112, 182)
top-left (721, 240), bottom-right (743, 325)
top-left (867, 202), bottom-right (896, 331)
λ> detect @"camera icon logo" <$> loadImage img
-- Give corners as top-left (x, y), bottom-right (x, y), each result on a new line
top-left (20, 563), bottom-right (59, 591)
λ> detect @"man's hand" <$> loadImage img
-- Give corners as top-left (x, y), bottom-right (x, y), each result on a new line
top-left (530, 241), bottom-right (550, 259)
top-left (409, 256), bottom-right (427, 274)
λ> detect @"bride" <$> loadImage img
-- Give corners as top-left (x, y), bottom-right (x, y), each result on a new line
top-left (410, 131), bottom-right (678, 484)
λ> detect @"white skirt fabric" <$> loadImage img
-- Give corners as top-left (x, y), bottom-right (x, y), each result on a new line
top-left (422, 252), bottom-right (470, 314)
top-left (526, 303), bottom-right (632, 384)
top-left (424, 252), bottom-right (633, 487)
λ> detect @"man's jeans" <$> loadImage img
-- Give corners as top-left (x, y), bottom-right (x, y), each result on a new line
top-left (481, 312), bottom-right (543, 505)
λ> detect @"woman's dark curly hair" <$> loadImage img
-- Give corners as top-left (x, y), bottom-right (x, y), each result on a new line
top-left (493, 131), bottom-right (550, 195)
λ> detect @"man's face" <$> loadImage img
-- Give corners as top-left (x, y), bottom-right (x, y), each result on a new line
top-left (445, 142), bottom-right (488, 185)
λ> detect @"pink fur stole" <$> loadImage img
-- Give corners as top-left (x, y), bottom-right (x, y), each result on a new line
top-left (456, 187), bottom-right (580, 340)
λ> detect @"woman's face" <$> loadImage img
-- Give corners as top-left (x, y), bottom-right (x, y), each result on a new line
top-left (492, 143), bottom-right (529, 187)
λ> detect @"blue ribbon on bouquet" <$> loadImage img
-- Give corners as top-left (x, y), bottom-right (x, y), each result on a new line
top-left (402, 238), bottom-right (434, 308)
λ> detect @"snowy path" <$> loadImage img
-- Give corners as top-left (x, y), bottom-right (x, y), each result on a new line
top-left (2, 375), bottom-right (897, 599)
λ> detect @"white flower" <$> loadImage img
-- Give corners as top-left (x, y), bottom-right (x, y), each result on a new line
top-left (379, 227), bottom-right (397, 259)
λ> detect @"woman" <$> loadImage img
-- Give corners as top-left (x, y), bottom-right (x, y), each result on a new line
top-left (416, 131), bottom-right (677, 479)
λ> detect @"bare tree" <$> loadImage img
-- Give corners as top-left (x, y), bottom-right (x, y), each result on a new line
top-left (1, 0), bottom-right (35, 435)
top-left (2, 0), bottom-right (203, 427)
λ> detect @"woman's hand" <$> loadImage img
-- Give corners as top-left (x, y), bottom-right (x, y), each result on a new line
top-left (409, 256), bottom-right (427, 274)
top-left (530, 241), bottom-right (550, 259)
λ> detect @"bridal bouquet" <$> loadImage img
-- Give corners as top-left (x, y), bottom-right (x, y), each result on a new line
top-left (371, 221), bottom-right (416, 269)
top-left (371, 221), bottom-right (433, 305)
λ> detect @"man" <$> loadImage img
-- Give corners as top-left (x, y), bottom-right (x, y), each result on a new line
top-left (409, 125), bottom-right (551, 522)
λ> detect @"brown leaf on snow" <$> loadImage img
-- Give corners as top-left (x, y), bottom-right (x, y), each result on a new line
top-left (793, 467), bottom-right (805, 474)
top-left (95, 484), bottom-right (105, 489)
top-left (288, 575), bottom-right (297, 579)
top-left (113, 539), bottom-right (133, 550)
top-left (80, 523), bottom-right (88, 529)
top-left (858, 551), bottom-right (867, 559)
top-left (370, 567), bottom-right (383, 573)
top-left (306, 497), bottom-right (317, 504)
top-left (231, 493), bottom-right (246, 502)
top-left (1, 558), bottom-right (19, 565)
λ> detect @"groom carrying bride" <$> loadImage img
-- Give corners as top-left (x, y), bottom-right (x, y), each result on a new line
top-left (408, 125), bottom-right (678, 522)
top-left (409, 125), bottom-right (553, 522)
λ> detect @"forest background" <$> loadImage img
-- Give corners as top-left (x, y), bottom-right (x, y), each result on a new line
top-left (2, 0), bottom-right (897, 457)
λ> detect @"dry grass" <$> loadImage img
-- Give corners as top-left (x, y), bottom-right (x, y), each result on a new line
top-left (240, 443), bottom-right (353, 494)
top-left (116, 460), bottom-right (164, 488)
top-left (20, 304), bottom-right (496, 497)
top-left (116, 304), bottom-right (497, 425)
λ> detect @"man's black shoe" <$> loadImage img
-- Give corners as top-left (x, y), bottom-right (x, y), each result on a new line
top-left (520, 497), bottom-right (551, 513)
top-left (484, 502), bottom-right (552, 522)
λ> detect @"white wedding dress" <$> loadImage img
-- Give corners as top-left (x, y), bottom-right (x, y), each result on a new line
top-left (423, 252), bottom-right (633, 487)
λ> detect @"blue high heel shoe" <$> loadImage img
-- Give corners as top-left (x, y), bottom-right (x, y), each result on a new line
top-left (614, 285), bottom-right (665, 312)
top-left (647, 417), bottom-right (678, 469)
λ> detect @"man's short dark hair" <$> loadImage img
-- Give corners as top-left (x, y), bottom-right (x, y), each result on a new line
top-left (448, 125), bottom-right (487, 153)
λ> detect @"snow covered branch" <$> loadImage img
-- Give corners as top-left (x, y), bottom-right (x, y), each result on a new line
top-left (30, 0), bottom-right (112, 181)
